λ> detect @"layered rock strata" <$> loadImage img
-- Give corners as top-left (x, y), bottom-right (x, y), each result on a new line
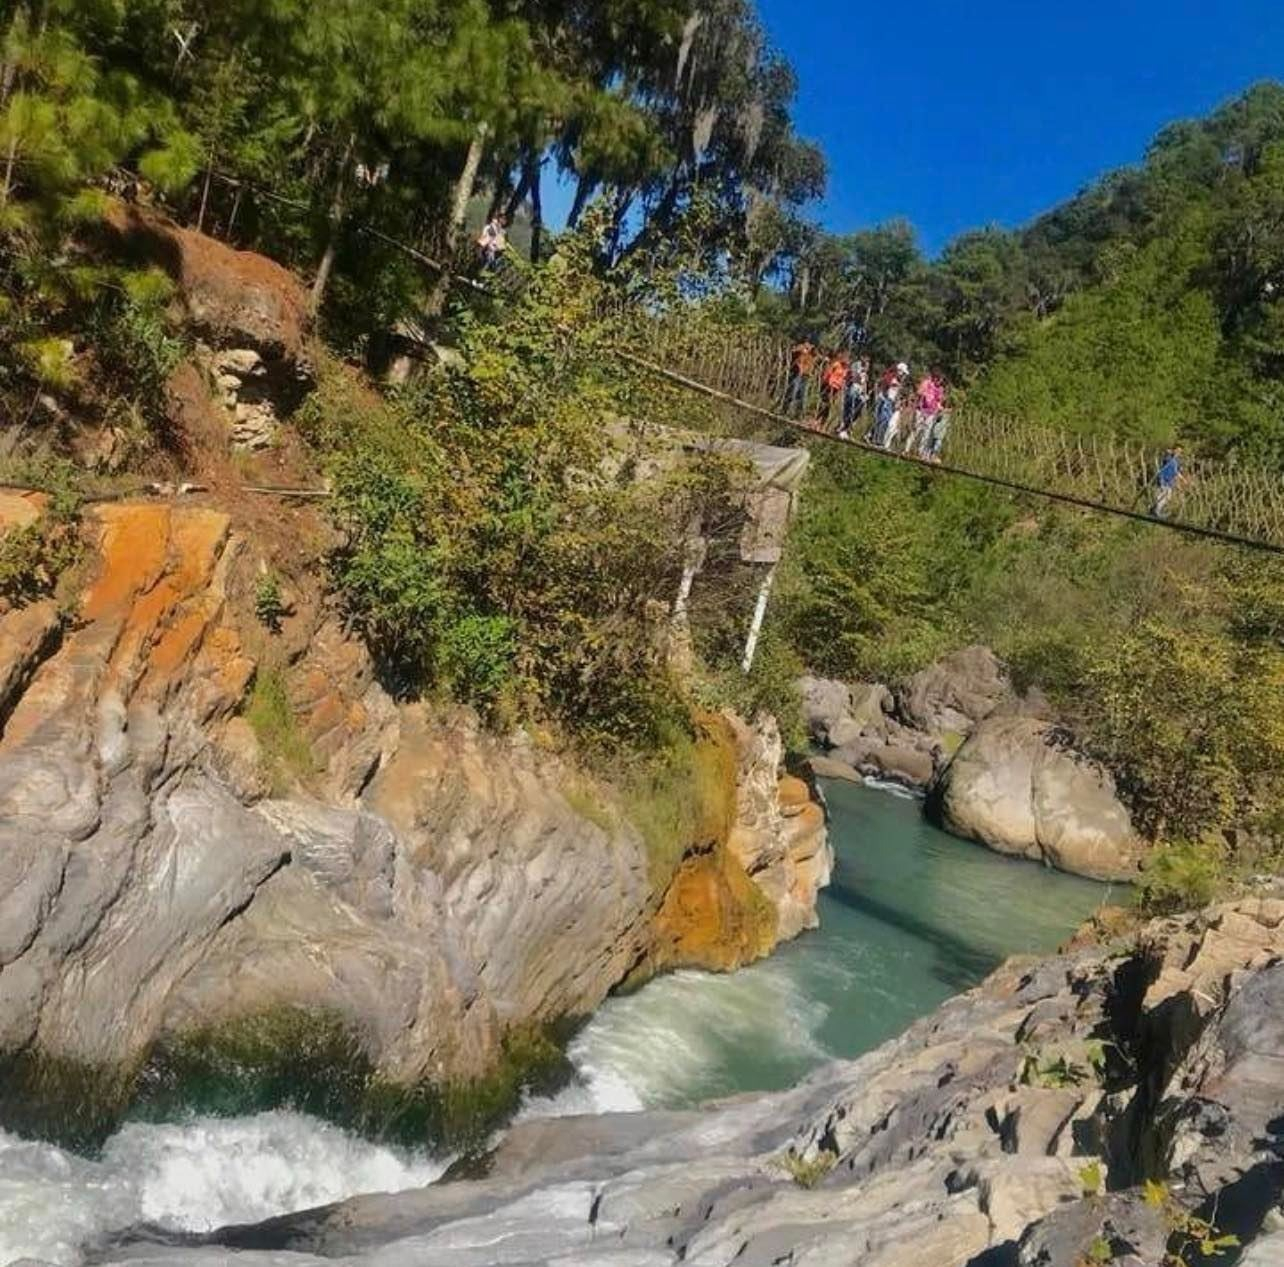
top-left (0, 501), bottom-right (828, 1124)
top-left (100, 896), bottom-right (1284, 1267)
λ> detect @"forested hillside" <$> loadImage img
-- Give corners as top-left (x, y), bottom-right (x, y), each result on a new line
top-left (784, 82), bottom-right (1284, 465)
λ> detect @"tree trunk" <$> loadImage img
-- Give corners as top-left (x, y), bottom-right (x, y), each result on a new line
top-left (447, 123), bottom-right (488, 249)
top-left (527, 154), bottom-right (543, 263)
top-left (425, 123), bottom-right (489, 315)
top-left (0, 133), bottom-right (19, 207)
top-left (797, 262), bottom-right (811, 311)
top-left (487, 169), bottom-right (514, 222)
top-left (226, 185), bottom-right (243, 237)
top-left (309, 132), bottom-right (355, 317)
top-left (607, 187), bottom-right (633, 265)
top-left (504, 157), bottom-right (533, 222)
top-left (567, 170), bottom-right (596, 230)
top-left (0, 4), bottom-right (27, 112)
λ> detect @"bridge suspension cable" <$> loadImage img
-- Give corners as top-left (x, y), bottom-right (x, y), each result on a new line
top-left (615, 323), bottom-right (1284, 557)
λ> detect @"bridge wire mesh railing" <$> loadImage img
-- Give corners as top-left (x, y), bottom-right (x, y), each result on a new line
top-left (604, 309), bottom-right (1284, 554)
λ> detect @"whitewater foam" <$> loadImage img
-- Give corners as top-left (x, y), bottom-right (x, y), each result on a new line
top-left (525, 957), bottom-right (830, 1119)
top-left (0, 1110), bottom-right (447, 1266)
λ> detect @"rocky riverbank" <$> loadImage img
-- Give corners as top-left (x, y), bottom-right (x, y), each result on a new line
top-left (89, 894), bottom-right (1284, 1266)
top-left (0, 504), bottom-right (828, 1151)
top-left (801, 647), bottom-right (1143, 881)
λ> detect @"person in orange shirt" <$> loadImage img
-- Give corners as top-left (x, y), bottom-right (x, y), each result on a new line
top-left (784, 339), bottom-right (816, 417)
top-left (820, 353), bottom-right (850, 431)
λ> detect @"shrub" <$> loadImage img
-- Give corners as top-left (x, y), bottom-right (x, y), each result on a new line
top-left (0, 459), bottom-right (83, 607)
top-left (244, 668), bottom-right (315, 793)
top-left (305, 234), bottom-right (747, 749)
top-left (774, 1149), bottom-right (837, 1189)
top-left (253, 571), bottom-right (286, 631)
top-left (1135, 839), bottom-right (1229, 916)
top-left (90, 286), bottom-right (184, 426)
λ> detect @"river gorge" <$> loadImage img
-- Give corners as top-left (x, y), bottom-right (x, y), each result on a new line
top-left (0, 779), bottom-right (1109, 1265)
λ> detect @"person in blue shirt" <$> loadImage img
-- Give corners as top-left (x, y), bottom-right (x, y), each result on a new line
top-left (1151, 444), bottom-right (1184, 518)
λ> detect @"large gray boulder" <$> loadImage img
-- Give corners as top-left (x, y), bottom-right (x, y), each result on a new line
top-left (896, 645), bottom-right (1013, 741)
top-left (933, 715), bottom-right (1142, 881)
top-left (798, 676), bottom-right (857, 746)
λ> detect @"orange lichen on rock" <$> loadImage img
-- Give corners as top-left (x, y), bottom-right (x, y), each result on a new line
top-left (639, 715), bottom-right (831, 979)
top-left (81, 504), bottom-right (172, 621)
top-left (648, 846), bottom-right (779, 975)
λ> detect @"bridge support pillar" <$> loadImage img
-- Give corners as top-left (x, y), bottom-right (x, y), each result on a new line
top-left (741, 563), bottom-right (778, 674)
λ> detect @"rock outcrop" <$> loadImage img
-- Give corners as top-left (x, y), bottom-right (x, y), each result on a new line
top-left (800, 675), bottom-right (939, 789)
top-left (101, 896), bottom-right (1284, 1267)
top-left (103, 202), bottom-right (311, 447)
top-left (801, 649), bottom-right (1141, 880)
top-left (0, 500), bottom-right (828, 1137)
top-left (897, 644), bottom-right (1019, 741)
top-left (932, 715), bottom-right (1141, 881)
top-left (646, 714), bottom-right (832, 975)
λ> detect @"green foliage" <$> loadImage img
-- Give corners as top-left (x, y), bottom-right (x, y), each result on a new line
top-left (1081, 612), bottom-right (1284, 843)
top-left (695, 625), bottom-right (807, 752)
top-left (1079, 1161), bottom-right (1104, 1198)
top-left (244, 668), bottom-right (315, 793)
top-left (970, 211), bottom-right (1223, 446)
top-left (617, 718), bottom-right (734, 884)
top-left (1019, 1048), bottom-right (1094, 1090)
top-left (779, 447), bottom-right (1013, 684)
top-left (0, 460), bottom-right (83, 608)
top-left (307, 232), bottom-right (747, 746)
top-left (1135, 840), bottom-right (1229, 917)
top-left (1142, 1178), bottom-right (1242, 1267)
top-left (89, 288), bottom-right (184, 425)
top-left (0, 4), bottom-right (195, 417)
top-left (1084, 1235), bottom-right (1115, 1266)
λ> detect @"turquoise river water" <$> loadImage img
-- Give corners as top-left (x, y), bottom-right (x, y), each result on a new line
top-left (528, 777), bottom-right (1111, 1116)
top-left (0, 778), bottom-right (1111, 1264)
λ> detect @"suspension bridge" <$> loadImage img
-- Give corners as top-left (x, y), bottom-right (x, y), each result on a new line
top-left (608, 314), bottom-right (1284, 556)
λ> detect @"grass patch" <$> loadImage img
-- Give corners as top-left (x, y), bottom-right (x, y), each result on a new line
top-left (244, 667), bottom-right (315, 794)
top-left (561, 778), bottom-right (617, 836)
top-left (774, 1148), bottom-right (837, 1189)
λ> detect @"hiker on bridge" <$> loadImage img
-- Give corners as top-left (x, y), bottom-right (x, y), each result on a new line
top-left (907, 369), bottom-right (945, 457)
top-left (923, 396), bottom-right (952, 462)
top-left (784, 339), bottom-right (817, 417)
top-left (871, 362), bottom-right (909, 448)
top-left (821, 352), bottom-right (850, 431)
top-left (840, 355), bottom-right (870, 440)
top-left (1151, 444), bottom-right (1185, 518)
top-left (477, 213), bottom-right (509, 270)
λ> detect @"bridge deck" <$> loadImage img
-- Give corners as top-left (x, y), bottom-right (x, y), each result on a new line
top-left (618, 320), bottom-right (1284, 556)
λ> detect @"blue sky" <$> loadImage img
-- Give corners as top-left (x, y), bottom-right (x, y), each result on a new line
top-left (757, 0), bottom-right (1284, 254)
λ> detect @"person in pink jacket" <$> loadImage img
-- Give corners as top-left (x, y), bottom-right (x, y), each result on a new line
top-left (909, 370), bottom-right (945, 457)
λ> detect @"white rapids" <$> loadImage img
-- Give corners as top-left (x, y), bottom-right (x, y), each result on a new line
top-left (0, 1109), bottom-right (448, 1267)
top-left (524, 957), bottom-right (831, 1118)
